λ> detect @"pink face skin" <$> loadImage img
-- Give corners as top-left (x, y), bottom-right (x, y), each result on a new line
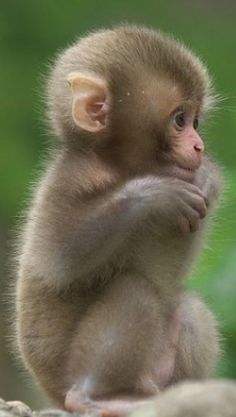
top-left (175, 113), bottom-right (204, 166)
top-left (160, 110), bottom-right (204, 182)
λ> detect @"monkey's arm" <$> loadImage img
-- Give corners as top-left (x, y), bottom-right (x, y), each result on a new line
top-left (22, 174), bottom-right (207, 289)
top-left (37, 176), bottom-right (206, 286)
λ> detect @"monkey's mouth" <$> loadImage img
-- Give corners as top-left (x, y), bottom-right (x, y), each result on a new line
top-left (170, 164), bottom-right (196, 181)
top-left (177, 165), bottom-right (195, 173)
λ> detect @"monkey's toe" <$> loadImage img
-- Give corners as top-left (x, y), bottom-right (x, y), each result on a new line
top-left (65, 388), bottom-right (93, 413)
top-left (65, 388), bottom-right (155, 417)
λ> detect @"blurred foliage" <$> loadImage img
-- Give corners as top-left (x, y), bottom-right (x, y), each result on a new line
top-left (0, 0), bottom-right (235, 409)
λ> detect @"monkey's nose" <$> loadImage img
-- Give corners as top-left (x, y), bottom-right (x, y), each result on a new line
top-left (194, 144), bottom-right (204, 152)
top-left (190, 129), bottom-right (204, 154)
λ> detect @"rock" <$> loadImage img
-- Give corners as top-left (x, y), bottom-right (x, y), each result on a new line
top-left (6, 402), bottom-right (32, 417)
top-left (35, 410), bottom-right (75, 417)
top-left (0, 399), bottom-right (32, 417)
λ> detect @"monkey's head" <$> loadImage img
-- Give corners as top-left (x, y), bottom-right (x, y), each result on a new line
top-left (47, 25), bottom-right (215, 180)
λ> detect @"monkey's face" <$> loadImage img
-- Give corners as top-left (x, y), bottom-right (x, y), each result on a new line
top-left (68, 72), bottom-right (205, 181)
top-left (138, 77), bottom-right (205, 181)
top-left (159, 107), bottom-right (203, 182)
top-left (108, 77), bottom-right (206, 181)
top-left (151, 88), bottom-right (205, 182)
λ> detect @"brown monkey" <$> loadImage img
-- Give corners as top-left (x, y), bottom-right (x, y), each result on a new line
top-left (16, 25), bottom-right (222, 417)
top-left (131, 380), bottom-right (236, 417)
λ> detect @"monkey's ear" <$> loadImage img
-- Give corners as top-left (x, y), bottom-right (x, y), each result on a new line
top-left (67, 72), bottom-right (110, 133)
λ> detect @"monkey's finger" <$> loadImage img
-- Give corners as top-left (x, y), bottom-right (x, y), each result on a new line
top-left (176, 215), bottom-right (191, 235)
top-left (189, 195), bottom-right (207, 219)
top-left (181, 192), bottom-right (207, 219)
top-left (180, 205), bottom-right (201, 233)
top-left (182, 183), bottom-right (205, 198)
top-left (189, 215), bottom-right (201, 232)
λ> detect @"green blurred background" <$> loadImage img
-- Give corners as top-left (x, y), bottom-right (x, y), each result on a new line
top-left (0, 0), bottom-right (235, 409)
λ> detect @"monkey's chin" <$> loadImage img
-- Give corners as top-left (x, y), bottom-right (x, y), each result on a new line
top-left (166, 165), bottom-right (196, 182)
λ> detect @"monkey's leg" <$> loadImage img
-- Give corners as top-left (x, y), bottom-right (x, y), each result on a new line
top-left (173, 292), bottom-right (220, 381)
top-left (16, 278), bottom-right (88, 406)
top-left (64, 274), bottom-right (164, 416)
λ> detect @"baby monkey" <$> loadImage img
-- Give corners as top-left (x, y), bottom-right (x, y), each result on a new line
top-left (16, 25), bottom-right (221, 417)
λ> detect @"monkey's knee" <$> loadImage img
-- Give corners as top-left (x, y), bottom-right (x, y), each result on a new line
top-left (174, 292), bottom-right (220, 380)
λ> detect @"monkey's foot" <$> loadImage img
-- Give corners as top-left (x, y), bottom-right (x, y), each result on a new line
top-left (65, 389), bottom-right (154, 417)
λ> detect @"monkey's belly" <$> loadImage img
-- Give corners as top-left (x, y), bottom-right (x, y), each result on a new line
top-left (64, 273), bottom-right (178, 397)
top-left (129, 228), bottom-right (203, 286)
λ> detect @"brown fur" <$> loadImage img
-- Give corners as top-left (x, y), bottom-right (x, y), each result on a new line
top-left (47, 25), bottom-right (213, 143)
top-left (145, 380), bottom-right (236, 417)
top-left (16, 25), bottom-right (221, 416)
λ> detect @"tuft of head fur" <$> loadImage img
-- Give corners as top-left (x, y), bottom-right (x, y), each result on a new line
top-left (46, 25), bottom-right (215, 142)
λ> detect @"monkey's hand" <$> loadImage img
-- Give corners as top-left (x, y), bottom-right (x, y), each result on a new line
top-left (122, 177), bottom-right (208, 234)
top-left (194, 155), bottom-right (222, 208)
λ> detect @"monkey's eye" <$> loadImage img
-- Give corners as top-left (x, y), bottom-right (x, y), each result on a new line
top-left (193, 117), bottom-right (199, 130)
top-left (173, 112), bottom-right (185, 129)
